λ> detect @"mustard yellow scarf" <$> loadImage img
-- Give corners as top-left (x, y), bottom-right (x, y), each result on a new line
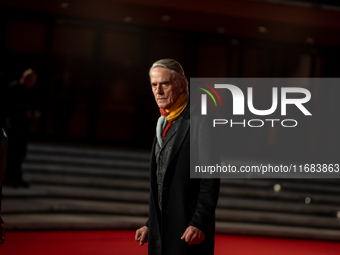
top-left (164, 93), bottom-right (188, 122)
top-left (156, 93), bottom-right (188, 147)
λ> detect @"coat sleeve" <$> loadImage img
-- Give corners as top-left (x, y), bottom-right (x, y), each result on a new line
top-left (188, 178), bottom-right (220, 234)
top-left (188, 111), bottom-right (221, 234)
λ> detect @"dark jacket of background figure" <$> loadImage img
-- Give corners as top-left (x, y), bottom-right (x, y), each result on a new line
top-left (146, 103), bottom-right (220, 255)
top-left (0, 129), bottom-right (7, 189)
top-left (0, 128), bottom-right (8, 243)
top-left (4, 79), bottom-right (35, 184)
top-left (1, 74), bottom-right (9, 233)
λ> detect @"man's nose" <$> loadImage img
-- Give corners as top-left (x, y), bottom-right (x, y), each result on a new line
top-left (156, 85), bottom-right (163, 94)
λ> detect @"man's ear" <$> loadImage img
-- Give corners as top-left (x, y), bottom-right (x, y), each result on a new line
top-left (179, 78), bottom-right (186, 93)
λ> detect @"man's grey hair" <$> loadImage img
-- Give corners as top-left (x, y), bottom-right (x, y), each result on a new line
top-left (149, 59), bottom-right (189, 95)
top-left (22, 68), bottom-right (37, 79)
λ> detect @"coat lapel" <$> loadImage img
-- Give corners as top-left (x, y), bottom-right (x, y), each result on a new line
top-left (149, 137), bottom-right (159, 201)
top-left (162, 104), bottom-right (190, 173)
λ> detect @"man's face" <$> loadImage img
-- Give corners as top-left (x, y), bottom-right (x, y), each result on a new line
top-left (150, 67), bottom-right (184, 109)
top-left (23, 75), bottom-right (37, 89)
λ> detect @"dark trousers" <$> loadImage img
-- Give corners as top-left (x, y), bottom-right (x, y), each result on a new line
top-left (4, 126), bottom-right (29, 184)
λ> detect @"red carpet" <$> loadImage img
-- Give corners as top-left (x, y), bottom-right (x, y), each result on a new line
top-left (1, 230), bottom-right (339, 255)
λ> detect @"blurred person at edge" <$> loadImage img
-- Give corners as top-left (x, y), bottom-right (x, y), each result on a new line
top-left (0, 129), bottom-right (7, 244)
top-left (3, 69), bottom-right (40, 188)
top-left (135, 59), bottom-right (220, 255)
top-left (0, 128), bottom-right (7, 244)
top-left (0, 72), bottom-right (8, 243)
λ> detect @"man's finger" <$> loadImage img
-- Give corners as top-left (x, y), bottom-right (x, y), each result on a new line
top-left (195, 236), bottom-right (204, 245)
top-left (189, 234), bottom-right (197, 245)
top-left (140, 232), bottom-right (146, 246)
top-left (197, 237), bottom-right (204, 244)
top-left (135, 231), bottom-right (141, 242)
top-left (185, 230), bottom-right (193, 243)
top-left (180, 229), bottom-right (188, 240)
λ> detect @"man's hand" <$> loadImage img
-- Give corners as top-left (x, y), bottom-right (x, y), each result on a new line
top-left (135, 226), bottom-right (149, 246)
top-left (180, 226), bottom-right (205, 245)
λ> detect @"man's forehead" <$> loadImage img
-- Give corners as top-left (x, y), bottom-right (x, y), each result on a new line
top-left (150, 67), bottom-right (172, 79)
top-left (151, 66), bottom-right (171, 74)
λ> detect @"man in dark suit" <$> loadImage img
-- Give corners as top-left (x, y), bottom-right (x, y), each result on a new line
top-left (0, 128), bottom-right (7, 244)
top-left (135, 59), bottom-right (220, 255)
top-left (0, 72), bottom-right (8, 243)
top-left (3, 68), bottom-right (38, 188)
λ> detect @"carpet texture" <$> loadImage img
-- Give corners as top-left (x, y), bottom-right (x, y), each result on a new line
top-left (1, 230), bottom-right (339, 255)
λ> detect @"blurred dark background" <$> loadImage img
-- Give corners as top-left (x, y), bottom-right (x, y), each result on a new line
top-left (0, 0), bottom-right (340, 157)
top-left (1, 0), bottom-right (340, 243)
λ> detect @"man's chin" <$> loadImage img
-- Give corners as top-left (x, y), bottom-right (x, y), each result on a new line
top-left (157, 103), bottom-right (169, 109)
